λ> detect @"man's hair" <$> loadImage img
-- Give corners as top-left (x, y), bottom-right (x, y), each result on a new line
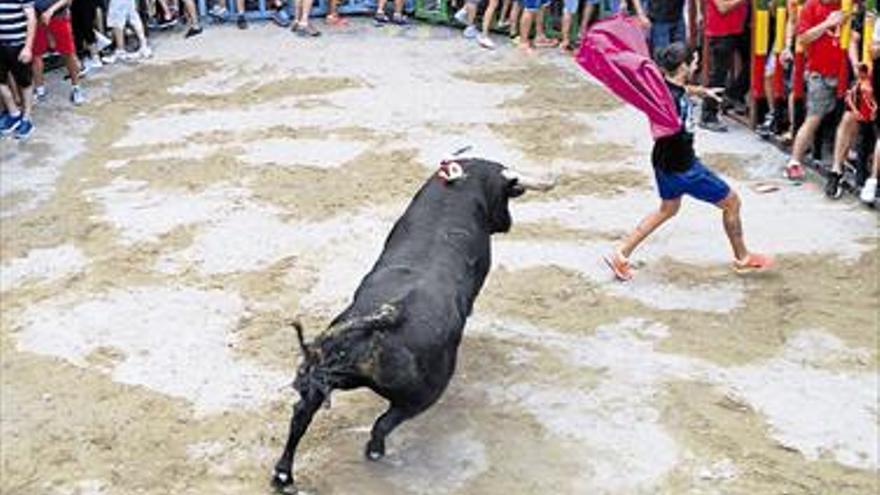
top-left (655, 42), bottom-right (692, 75)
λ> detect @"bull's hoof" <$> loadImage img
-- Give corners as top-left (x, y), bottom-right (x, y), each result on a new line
top-left (365, 440), bottom-right (385, 461)
top-left (271, 470), bottom-right (296, 494)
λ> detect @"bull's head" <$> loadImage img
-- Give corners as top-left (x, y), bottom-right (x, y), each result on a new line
top-left (445, 159), bottom-right (557, 233)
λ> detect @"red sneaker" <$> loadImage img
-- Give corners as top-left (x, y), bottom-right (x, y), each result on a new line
top-left (603, 251), bottom-right (634, 281)
top-left (784, 162), bottom-right (805, 181)
top-left (733, 253), bottom-right (774, 273)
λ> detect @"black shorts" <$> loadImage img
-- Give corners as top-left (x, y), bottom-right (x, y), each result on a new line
top-left (0, 44), bottom-right (33, 89)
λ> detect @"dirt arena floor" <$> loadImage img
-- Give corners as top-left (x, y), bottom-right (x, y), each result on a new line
top-left (1, 19), bottom-right (878, 495)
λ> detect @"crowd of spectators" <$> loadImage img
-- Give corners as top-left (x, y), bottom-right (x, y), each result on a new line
top-left (0, 0), bottom-right (877, 203)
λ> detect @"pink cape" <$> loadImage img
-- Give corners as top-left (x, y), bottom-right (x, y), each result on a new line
top-left (575, 15), bottom-right (680, 139)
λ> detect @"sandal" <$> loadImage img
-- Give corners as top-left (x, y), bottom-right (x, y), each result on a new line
top-left (733, 253), bottom-right (774, 274)
top-left (534, 37), bottom-right (559, 48)
top-left (326, 13), bottom-right (348, 26)
top-left (295, 22), bottom-right (321, 37)
top-left (603, 251), bottom-right (634, 281)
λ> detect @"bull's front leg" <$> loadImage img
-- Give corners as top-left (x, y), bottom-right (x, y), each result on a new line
top-left (272, 390), bottom-right (325, 493)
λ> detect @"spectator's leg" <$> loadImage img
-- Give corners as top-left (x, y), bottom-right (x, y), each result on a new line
top-left (182, 0), bottom-right (201, 29)
top-left (0, 83), bottom-right (20, 117)
top-left (518, 8), bottom-right (534, 50)
top-left (535, 5), bottom-right (548, 40)
top-left (128, 12), bottom-right (150, 50)
top-left (376, 0), bottom-right (388, 16)
top-left (701, 35), bottom-right (731, 125)
top-left (790, 115), bottom-right (822, 164)
top-left (729, 31), bottom-right (750, 104)
top-left (482, 0), bottom-right (500, 35)
top-left (298, 0), bottom-right (314, 24)
top-left (393, 0), bottom-right (404, 16)
top-left (831, 111), bottom-right (859, 175)
top-left (509, 0), bottom-right (521, 36)
top-left (32, 55), bottom-right (45, 92)
top-left (560, 0), bottom-right (577, 49)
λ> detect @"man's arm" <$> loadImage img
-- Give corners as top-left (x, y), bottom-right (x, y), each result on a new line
top-left (629, 0), bottom-right (651, 27)
top-left (20, 3), bottom-right (36, 63)
top-left (798, 10), bottom-right (845, 46)
top-left (713, 0), bottom-right (746, 15)
top-left (42, 0), bottom-right (70, 23)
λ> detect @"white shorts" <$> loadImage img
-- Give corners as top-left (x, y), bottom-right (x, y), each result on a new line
top-left (107, 0), bottom-right (137, 29)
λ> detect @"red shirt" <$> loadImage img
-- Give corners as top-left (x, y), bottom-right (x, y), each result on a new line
top-left (705, 0), bottom-right (749, 37)
top-left (797, 0), bottom-right (844, 77)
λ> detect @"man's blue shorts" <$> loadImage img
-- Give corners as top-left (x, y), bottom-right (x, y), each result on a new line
top-left (654, 158), bottom-right (731, 204)
top-left (520, 0), bottom-right (551, 11)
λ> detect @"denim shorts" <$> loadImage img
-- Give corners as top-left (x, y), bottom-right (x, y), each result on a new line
top-left (520, 0), bottom-right (551, 11)
top-left (654, 157), bottom-right (731, 204)
top-left (806, 72), bottom-right (838, 118)
top-left (564, 0), bottom-right (579, 13)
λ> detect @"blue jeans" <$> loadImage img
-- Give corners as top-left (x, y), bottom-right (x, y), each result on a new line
top-left (650, 18), bottom-right (686, 53)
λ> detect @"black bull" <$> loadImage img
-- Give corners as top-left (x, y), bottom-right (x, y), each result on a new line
top-left (272, 158), bottom-right (555, 492)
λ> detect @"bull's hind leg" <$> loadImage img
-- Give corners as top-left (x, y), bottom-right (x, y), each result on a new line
top-left (365, 402), bottom-right (429, 460)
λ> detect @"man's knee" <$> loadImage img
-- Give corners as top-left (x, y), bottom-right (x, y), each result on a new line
top-left (718, 191), bottom-right (741, 211)
top-left (660, 199), bottom-right (681, 217)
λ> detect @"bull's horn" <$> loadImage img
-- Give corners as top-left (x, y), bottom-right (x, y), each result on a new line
top-left (502, 169), bottom-right (558, 192)
top-left (290, 320), bottom-right (314, 361)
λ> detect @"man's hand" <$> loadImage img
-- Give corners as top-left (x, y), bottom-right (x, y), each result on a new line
top-left (781, 46), bottom-right (793, 63)
top-left (18, 46), bottom-right (32, 63)
top-left (824, 10), bottom-right (845, 29)
top-left (703, 87), bottom-right (725, 102)
top-left (638, 14), bottom-right (651, 29)
top-left (40, 10), bottom-right (52, 25)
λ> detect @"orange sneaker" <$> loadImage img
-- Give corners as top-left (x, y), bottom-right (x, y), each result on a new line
top-left (603, 251), bottom-right (634, 281)
top-left (733, 253), bottom-right (774, 273)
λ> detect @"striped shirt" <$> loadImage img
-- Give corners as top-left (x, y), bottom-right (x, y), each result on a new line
top-left (0, 0), bottom-right (33, 47)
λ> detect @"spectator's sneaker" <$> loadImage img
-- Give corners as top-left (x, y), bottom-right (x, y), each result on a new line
top-left (496, 20), bottom-right (510, 31)
top-left (295, 22), bottom-right (321, 37)
top-left (463, 25), bottom-right (478, 39)
top-left (784, 162), bottom-right (806, 182)
top-left (185, 25), bottom-right (203, 38)
top-left (0, 113), bottom-right (21, 136)
top-left (272, 9), bottom-right (291, 27)
top-left (209, 4), bottom-right (227, 21)
top-left (860, 177), bottom-right (877, 204)
top-left (733, 253), bottom-right (774, 274)
top-left (83, 57), bottom-right (103, 73)
top-left (453, 6), bottom-right (468, 25)
top-left (14, 118), bottom-right (34, 141)
top-left (158, 17), bottom-right (178, 29)
top-left (95, 30), bottom-right (112, 51)
top-left (70, 86), bottom-right (86, 106)
top-left (755, 113), bottom-right (774, 139)
top-left (34, 86), bottom-right (47, 102)
top-left (373, 12), bottom-right (390, 25)
top-left (603, 251), bottom-right (634, 281)
top-left (699, 118), bottom-right (728, 133)
top-left (477, 34), bottom-right (495, 49)
top-left (101, 50), bottom-right (124, 64)
top-left (138, 46), bottom-right (153, 59)
top-left (391, 13), bottom-right (410, 25)
top-left (824, 171), bottom-right (843, 199)
top-left (237, 14), bottom-right (248, 29)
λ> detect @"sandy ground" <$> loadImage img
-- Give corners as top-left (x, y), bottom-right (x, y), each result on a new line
top-left (1, 19), bottom-right (878, 495)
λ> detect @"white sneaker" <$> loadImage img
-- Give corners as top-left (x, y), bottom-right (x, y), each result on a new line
top-left (94, 30), bottom-right (112, 51)
top-left (138, 46), bottom-right (153, 60)
top-left (478, 34), bottom-right (495, 49)
top-left (860, 177), bottom-right (877, 203)
top-left (34, 85), bottom-right (47, 101)
top-left (70, 86), bottom-right (86, 106)
top-left (102, 50), bottom-right (124, 64)
top-left (84, 57), bottom-right (103, 72)
top-left (454, 7), bottom-right (468, 25)
top-left (463, 25), bottom-right (478, 39)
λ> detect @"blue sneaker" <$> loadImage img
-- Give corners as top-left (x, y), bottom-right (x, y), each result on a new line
top-left (272, 8), bottom-right (291, 27)
top-left (0, 112), bottom-right (21, 136)
top-left (14, 118), bottom-right (34, 140)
